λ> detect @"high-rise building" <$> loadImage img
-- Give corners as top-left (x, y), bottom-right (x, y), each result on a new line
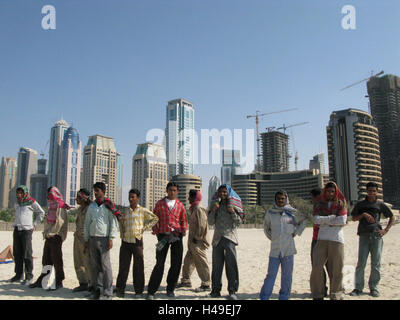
top-left (60, 127), bottom-right (82, 206)
top-left (367, 74), bottom-right (400, 207)
top-left (131, 143), bottom-right (168, 211)
top-left (232, 169), bottom-right (329, 206)
top-left (327, 108), bottom-right (383, 205)
top-left (0, 157), bottom-right (17, 209)
top-left (170, 174), bottom-right (202, 210)
top-left (309, 153), bottom-right (325, 174)
top-left (208, 175), bottom-right (221, 207)
top-left (221, 149), bottom-right (241, 186)
top-left (16, 147), bottom-right (38, 190)
top-left (261, 131), bottom-right (289, 172)
top-left (48, 119), bottom-right (69, 189)
top-left (30, 159), bottom-right (48, 207)
top-left (116, 154), bottom-right (123, 206)
top-left (82, 135), bottom-right (118, 203)
top-left (166, 98), bottom-right (195, 178)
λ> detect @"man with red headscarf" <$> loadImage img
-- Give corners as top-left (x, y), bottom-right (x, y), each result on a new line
top-left (310, 181), bottom-right (347, 300)
top-left (177, 189), bottom-right (211, 292)
top-left (29, 186), bottom-right (71, 290)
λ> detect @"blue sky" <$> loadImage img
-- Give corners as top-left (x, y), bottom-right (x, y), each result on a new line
top-left (1, 0), bottom-right (399, 205)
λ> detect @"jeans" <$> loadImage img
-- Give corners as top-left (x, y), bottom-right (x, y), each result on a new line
top-left (211, 237), bottom-right (239, 293)
top-left (354, 233), bottom-right (383, 292)
top-left (260, 254), bottom-right (294, 300)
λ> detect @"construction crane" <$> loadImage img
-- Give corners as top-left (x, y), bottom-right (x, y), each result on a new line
top-left (340, 70), bottom-right (384, 91)
top-left (290, 128), bottom-right (299, 171)
top-left (40, 140), bottom-right (50, 159)
top-left (246, 108), bottom-right (298, 171)
top-left (276, 122), bottom-right (309, 134)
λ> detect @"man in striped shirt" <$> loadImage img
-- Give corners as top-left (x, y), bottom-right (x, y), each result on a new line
top-left (115, 189), bottom-right (158, 297)
top-left (146, 182), bottom-right (188, 300)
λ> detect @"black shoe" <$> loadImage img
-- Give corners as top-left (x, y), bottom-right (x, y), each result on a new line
top-left (350, 289), bottom-right (362, 296)
top-left (313, 297), bottom-right (324, 300)
top-left (370, 290), bottom-right (380, 298)
top-left (210, 290), bottom-right (221, 298)
top-left (146, 294), bottom-right (155, 300)
top-left (135, 293), bottom-right (144, 298)
top-left (89, 290), bottom-right (101, 300)
top-left (116, 290), bottom-right (125, 298)
top-left (29, 280), bottom-right (42, 289)
top-left (166, 290), bottom-right (175, 297)
top-left (87, 286), bottom-right (94, 292)
top-left (73, 284), bottom-right (88, 292)
top-left (9, 275), bottom-right (23, 283)
top-left (194, 285), bottom-right (211, 292)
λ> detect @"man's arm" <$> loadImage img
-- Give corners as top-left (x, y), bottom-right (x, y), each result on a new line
top-left (144, 208), bottom-right (159, 230)
top-left (263, 212), bottom-right (272, 240)
top-left (32, 202), bottom-right (45, 227)
top-left (179, 204), bottom-right (188, 236)
top-left (377, 203), bottom-right (395, 237)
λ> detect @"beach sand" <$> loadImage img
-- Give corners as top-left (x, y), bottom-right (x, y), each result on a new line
top-left (0, 221), bottom-right (399, 300)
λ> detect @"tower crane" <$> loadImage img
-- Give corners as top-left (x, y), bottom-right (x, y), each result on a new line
top-left (276, 122), bottom-right (309, 171)
top-left (340, 70), bottom-right (384, 91)
top-left (246, 108), bottom-right (297, 171)
top-left (276, 122), bottom-right (309, 135)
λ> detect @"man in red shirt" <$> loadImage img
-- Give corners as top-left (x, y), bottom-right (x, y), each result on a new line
top-left (146, 182), bottom-right (188, 300)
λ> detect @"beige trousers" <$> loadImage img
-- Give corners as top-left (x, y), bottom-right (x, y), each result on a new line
top-left (310, 240), bottom-right (344, 300)
top-left (73, 237), bottom-right (92, 286)
top-left (181, 240), bottom-right (210, 286)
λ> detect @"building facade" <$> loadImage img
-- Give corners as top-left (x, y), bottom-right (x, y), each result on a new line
top-left (48, 119), bottom-right (69, 189)
top-left (166, 98), bottom-right (195, 178)
top-left (327, 108), bottom-right (383, 205)
top-left (30, 159), bottom-right (49, 207)
top-left (60, 127), bottom-right (82, 206)
top-left (221, 149), bottom-right (241, 186)
top-left (232, 169), bottom-right (329, 206)
top-left (16, 147), bottom-right (38, 190)
top-left (261, 131), bottom-right (289, 172)
top-left (170, 174), bottom-right (202, 210)
top-left (0, 157), bottom-right (17, 209)
top-left (367, 74), bottom-right (400, 207)
top-left (82, 135), bottom-right (119, 203)
top-left (131, 143), bottom-right (168, 211)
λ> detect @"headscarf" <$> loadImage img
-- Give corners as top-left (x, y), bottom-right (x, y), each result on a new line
top-left (189, 190), bottom-right (202, 208)
top-left (269, 191), bottom-right (298, 225)
top-left (77, 190), bottom-right (90, 203)
top-left (16, 185), bottom-right (35, 207)
top-left (209, 184), bottom-right (245, 220)
top-left (47, 186), bottom-right (70, 224)
top-left (321, 181), bottom-right (346, 204)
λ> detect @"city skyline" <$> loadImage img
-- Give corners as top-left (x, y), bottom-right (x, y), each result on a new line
top-left (1, 1), bottom-right (400, 206)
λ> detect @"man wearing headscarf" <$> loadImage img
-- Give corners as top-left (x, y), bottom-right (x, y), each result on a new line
top-left (310, 181), bottom-right (347, 300)
top-left (208, 184), bottom-right (243, 300)
top-left (260, 190), bottom-right (308, 300)
top-left (9, 186), bottom-right (45, 284)
top-left (72, 188), bottom-right (93, 293)
top-left (177, 189), bottom-right (211, 292)
top-left (29, 186), bottom-right (70, 290)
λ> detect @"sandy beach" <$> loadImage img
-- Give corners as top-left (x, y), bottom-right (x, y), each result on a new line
top-left (0, 221), bottom-right (399, 300)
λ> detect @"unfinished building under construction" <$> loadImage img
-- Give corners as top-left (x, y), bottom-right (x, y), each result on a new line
top-left (367, 74), bottom-right (400, 208)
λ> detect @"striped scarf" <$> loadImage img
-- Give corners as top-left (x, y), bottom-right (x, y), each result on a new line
top-left (47, 186), bottom-right (70, 224)
top-left (17, 185), bottom-right (35, 207)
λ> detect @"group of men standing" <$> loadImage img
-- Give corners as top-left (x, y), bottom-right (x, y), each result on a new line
top-left (7, 178), bottom-right (395, 300)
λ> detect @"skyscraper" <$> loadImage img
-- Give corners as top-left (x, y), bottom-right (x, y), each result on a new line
top-left (309, 153), bottom-right (325, 174)
top-left (48, 119), bottom-right (69, 189)
top-left (82, 135), bottom-right (119, 203)
top-left (0, 157), bottom-right (17, 209)
top-left (131, 143), bottom-right (168, 211)
top-left (30, 159), bottom-right (49, 207)
top-left (116, 154), bottom-right (123, 206)
top-left (261, 131), bottom-right (289, 172)
top-left (166, 98), bottom-right (195, 178)
top-left (16, 147), bottom-right (38, 190)
top-left (367, 74), bottom-right (400, 207)
top-left (221, 149), bottom-right (241, 186)
top-left (60, 126), bottom-right (82, 206)
top-left (327, 108), bottom-right (383, 205)
top-left (208, 175), bottom-right (221, 207)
